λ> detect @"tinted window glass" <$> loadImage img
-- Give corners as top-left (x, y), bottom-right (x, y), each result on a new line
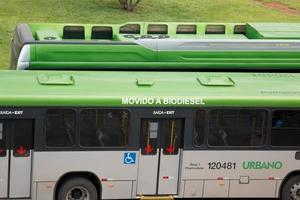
top-left (46, 109), bottom-right (76, 147)
top-left (13, 120), bottom-right (34, 157)
top-left (80, 110), bottom-right (129, 147)
top-left (0, 122), bottom-right (6, 156)
top-left (208, 109), bottom-right (267, 146)
top-left (140, 119), bottom-right (158, 155)
top-left (272, 110), bottom-right (300, 146)
top-left (194, 110), bottom-right (206, 146)
top-left (163, 119), bottom-right (183, 155)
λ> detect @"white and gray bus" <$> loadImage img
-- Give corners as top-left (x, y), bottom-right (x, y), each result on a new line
top-left (1, 70), bottom-right (300, 200)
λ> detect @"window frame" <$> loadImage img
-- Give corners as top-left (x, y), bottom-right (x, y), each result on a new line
top-left (161, 118), bottom-right (184, 155)
top-left (270, 109), bottom-right (300, 147)
top-left (40, 107), bottom-right (300, 151)
top-left (12, 119), bottom-right (34, 157)
top-left (193, 109), bottom-right (207, 148)
top-left (140, 119), bottom-right (159, 155)
top-left (78, 108), bottom-right (131, 149)
top-left (193, 107), bottom-right (271, 150)
top-left (44, 108), bottom-right (77, 149)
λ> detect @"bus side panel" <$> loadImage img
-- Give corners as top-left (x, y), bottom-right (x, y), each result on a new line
top-left (276, 179), bottom-right (283, 198)
top-left (181, 150), bottom-right (298, 198)
top-left (30, 44), bottom-right (156, 69)
top-left (229, 179), bottom-right (276, 197)
top-left (32, 151), bottom-right (139, 200)
top-left (157, 51), bottom-right (300, 70)
top-left (35, 181), bottom-right (56, 200)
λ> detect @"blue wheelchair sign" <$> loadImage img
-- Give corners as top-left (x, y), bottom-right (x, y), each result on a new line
top-left (124, 152), bottom-right (136, 164)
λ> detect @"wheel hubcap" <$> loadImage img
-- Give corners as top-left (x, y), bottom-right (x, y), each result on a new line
top-left (66, 186), bottom-right (90, 200)
top-left (290, 182), bottom-right (300, 200)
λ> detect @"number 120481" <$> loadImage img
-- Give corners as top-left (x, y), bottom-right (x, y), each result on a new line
top-left (208, 162), bottom-right (236, 170)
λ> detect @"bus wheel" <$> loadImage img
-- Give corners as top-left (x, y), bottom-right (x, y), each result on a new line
top-left (57, 177), bottom-right (98, 200)
top-left (282, 175), bottom-right (300, 200)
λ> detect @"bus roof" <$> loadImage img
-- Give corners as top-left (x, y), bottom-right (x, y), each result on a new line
top-left (11, 22), bottom-right (300, 71)
top-left (0, 70), bottom-right (299, 107)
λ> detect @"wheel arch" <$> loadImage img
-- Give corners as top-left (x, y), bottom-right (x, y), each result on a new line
top-left (278, 170), bottom-right (300, 198)
top-left (53, 171), bottom-right (102, 200)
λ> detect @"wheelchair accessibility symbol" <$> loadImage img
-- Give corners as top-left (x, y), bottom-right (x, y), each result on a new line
top-left (124, 152), bottom-right (136, 164)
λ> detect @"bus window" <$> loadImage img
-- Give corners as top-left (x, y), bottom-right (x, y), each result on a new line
top-left (208, 109), bottom-right (267, 146)
top-left (45, 109), bottom-right (76, 148)
top-left (80, 109), bottom-right (129, 147)
top-left (140, 120), bottom-right (158, 155)
top-left (271, 110), bottom-right (300, 146)
top-left (0, 122), bottom-right (6, 156)
top-left (194, 110), bottom-right (206, 146)
top-left (13, 120), bottom-right (33, 157)
top-left (162, 119), bottom-right (183, 155)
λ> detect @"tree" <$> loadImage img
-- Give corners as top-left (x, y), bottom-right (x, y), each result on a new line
top-left (119, 0), bottom-right (142, 11)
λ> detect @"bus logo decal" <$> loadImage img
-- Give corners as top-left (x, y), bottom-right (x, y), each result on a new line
top-left (124, 152), bottom-right (136, 164)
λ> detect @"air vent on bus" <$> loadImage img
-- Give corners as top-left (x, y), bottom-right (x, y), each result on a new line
top-left (176, 25), bottom-right (197, 34)
top-left (37, 74), bottom-right (75, 85)
top-left (63, 26), bottom-right (85, 39)
top-left (205, 25), bottom-right (226, 34)
top-left (36, 30), bottom-right (61, 41)
top-left (91, 26), bottom-right (113, 39)
top-left (136, 78), bottom-right (154, 86)
top-left (119, 24), bottom-right (141, 34)
top-left (148, 24), bottom-right (168, 34)
top-left (234, 25), bottom-right (246, 34)
top-left (197, 76), bottom-right (234, 86)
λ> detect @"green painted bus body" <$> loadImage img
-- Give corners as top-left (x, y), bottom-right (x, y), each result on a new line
top-left (29, 44), bottom-right (300, 70)
top-left (11, 22), bottom-right (300, 70)
top-left (0, 70), bottom-right (299, 107)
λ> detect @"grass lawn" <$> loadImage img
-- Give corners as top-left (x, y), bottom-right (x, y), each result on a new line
top-left (0, 0), bottom-right (300, 68)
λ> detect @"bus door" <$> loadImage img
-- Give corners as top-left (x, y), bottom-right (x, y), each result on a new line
top-left (137, 118), bottom-right (184, 195)
top-left (0, 119), bottom-right (34, 198)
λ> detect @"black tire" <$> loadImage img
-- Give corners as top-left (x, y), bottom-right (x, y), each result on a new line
top-left (281, 175), bottom-right (300, 200)
top-left (57, 177), bottom-right (98, 200)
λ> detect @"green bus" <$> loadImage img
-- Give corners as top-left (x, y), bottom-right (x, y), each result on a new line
top-left (10, 22), bottom-right (300, 71)
top-left (1, 70), bottom-right (300, 200)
